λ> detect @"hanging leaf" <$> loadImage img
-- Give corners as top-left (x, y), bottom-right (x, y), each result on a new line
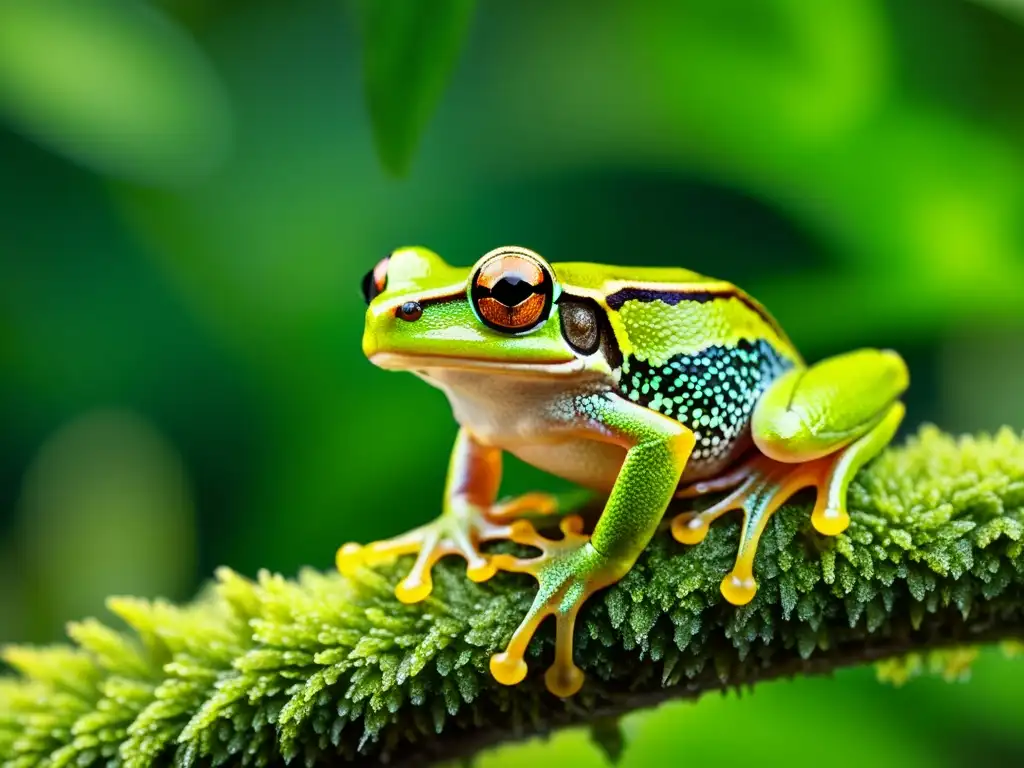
top-left (0, 0), bottom-right (231, 186)
top-left (354, 0), bottom-right (475, 175)
top-left (588, 717), bottom-right (627, 765)
top-left (969, 0), bottom-right (1024, 25)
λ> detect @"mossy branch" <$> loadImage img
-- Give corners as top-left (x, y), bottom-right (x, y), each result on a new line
top-left (3, 427), bottom-right (1024, 767)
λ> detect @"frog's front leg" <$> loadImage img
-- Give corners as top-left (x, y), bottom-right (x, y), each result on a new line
top-left (489, 393), bottom-right (695, 697)
top-left (671, 348), bottom-right (909, 605)
top-left (336, 428), bottom-right (559, 603)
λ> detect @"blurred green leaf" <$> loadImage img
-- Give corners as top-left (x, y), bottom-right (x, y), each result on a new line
top-left (355, 0), bottom-right (475, 175)
top-left (615, 670), bottom-right (947, 768)
top-left (588, 718), bottom-right (626, 766)
top-left (473, 728), bottom-right (610, 768)
top-left (625, 0), bottom-right (890, 149)
top-left (0, 0), bottom-right (231, 186)
top-left (971, 0), bottom-right (1024, 24)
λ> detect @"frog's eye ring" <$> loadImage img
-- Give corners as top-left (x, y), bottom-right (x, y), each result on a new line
top-left (470, 247), bottom-right (555, 334)
top-left (361, 256), bottom-right (390, 304)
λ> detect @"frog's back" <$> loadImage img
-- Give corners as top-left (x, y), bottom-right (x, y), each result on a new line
top-left (553, 263), bottom-right (727, 297)
top-left (554, 261), bottom-right (802, 479)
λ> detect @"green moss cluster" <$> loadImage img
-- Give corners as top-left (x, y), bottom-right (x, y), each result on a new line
top-left (2, 427), bottom-right (1023, 767)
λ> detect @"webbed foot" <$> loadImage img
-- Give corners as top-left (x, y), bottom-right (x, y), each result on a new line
top-left (671, 457), bottom-right (832, 604)
top-left (336, 492), bottom-right (562, 604)
top-left (337, 506), bottom-right (504, 603)
top-left (488, 515), bottom-right (626, 697)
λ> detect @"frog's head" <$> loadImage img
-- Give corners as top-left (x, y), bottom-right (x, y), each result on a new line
top-left (360, 246), bottom-right (612, 376)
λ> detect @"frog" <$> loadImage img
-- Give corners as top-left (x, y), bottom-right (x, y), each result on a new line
top-left (337, 245), bottom-right (908, 698)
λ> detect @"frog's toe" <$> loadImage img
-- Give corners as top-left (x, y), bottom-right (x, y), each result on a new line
top-left (394, 521), bottom-right (504, 601)
top-left (545, 661), bottom-right (585, 698)
top-left (811, 499), bottom-right (850, 536)
top-left (545, 601), bottom-right (587, 697)
top-left (336, 511), bottom-right (515, 602)
top-left (720, 569), bottom-right (759, 605)
top-left (335, 542), bottom-right (364, 575)
top-left (393, 530), bottom-right (444, 603)
top-left (489, 577), bottom-right (587, 696)
top-left (465, 558), bottom-right (499, 582)
top-left (489, 651), bottom-right (528, 686)
top-left (670, 513), bottom-right (710, 545)
top-left (671, 458), bottom-right (828, 606)
top-left (395, 573), bottom-right (433, 603)
top-left (489, 524), bottom-right (622, 697)
top-left (487, 492), bottom-right (562, 523)
top-left (335, 526), bottom-right (423, 577)
top-left (670, 468), bottom-right (767, 550)
top-left (806, 403), bottom-right (905, 538)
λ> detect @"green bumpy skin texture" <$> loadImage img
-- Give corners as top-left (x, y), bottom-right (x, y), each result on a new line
top-left (2, 427), bottom-right (1024, 767)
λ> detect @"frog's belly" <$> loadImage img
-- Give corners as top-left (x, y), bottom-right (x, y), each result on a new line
top-left (510, 432), bottom-right (752, 493)
top-left (421, 366), bottom-right (756, 491)
top-left (510, 440), bottom-right (625, 493)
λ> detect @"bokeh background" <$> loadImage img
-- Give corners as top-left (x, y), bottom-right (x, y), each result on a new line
top-left (2, 0), bottom-right (1023, 765)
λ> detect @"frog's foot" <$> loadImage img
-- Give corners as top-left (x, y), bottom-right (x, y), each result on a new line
top-left (671, 457), bottom-right (836, 605)
top-left (488, 516), bottom-right (623, 697)
top-left (336, 507), bottom-right (526, 604)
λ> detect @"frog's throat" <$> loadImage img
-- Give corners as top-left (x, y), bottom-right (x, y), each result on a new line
top-left (369, 352), bottom-right (588, 378)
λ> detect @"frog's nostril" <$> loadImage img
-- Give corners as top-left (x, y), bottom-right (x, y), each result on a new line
top-left (397, 301), bottom-right (423, 322)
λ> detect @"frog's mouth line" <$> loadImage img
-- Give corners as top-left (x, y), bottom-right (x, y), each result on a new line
top-left (369, 352), bottom-right (587, 378)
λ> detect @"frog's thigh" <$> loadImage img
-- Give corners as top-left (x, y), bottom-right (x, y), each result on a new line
top-left (752, 349), bottom-right (909, 463)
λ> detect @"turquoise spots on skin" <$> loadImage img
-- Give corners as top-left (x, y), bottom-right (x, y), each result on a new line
top-left (615, 340), bottom-right (793, 468)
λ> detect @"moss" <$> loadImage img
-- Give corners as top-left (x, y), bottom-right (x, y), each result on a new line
top-left (2, 426), bottom-right (1023, 767)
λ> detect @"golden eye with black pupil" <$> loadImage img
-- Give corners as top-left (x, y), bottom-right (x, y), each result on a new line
top-left (470, 249), bottom-right (554, 333)
top-left (397, 301), bottom-right (422, 321)
top-left (559, 298), bottom-right (600, 354)
top-left (360, 256), bottom-right (390, 304)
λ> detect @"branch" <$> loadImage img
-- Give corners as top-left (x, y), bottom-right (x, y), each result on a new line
top-left (2, 427), bottom-right (1023, 767)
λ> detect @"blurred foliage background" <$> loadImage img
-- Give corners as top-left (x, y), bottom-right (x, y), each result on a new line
top-left (1, 0), bottom-right (1023, 765)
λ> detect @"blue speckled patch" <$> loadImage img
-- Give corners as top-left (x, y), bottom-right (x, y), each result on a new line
top-left (616, 339), bottom-right (793, 465)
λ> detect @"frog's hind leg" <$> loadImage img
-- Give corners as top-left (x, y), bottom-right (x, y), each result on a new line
top-left (808, 401), bottom-right (905, 536)
top-left (752, 348), bottom-right (909, 540)
top-left (671, 406), bottom-right (902, 605)
top-left (672, 348), bottom-right (908, 605)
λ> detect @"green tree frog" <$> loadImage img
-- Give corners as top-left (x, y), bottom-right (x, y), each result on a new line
top-left (338, 246), bottom-right (908, 697)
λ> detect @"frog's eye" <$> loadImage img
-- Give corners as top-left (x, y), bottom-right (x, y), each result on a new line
top-left (558, 298), bottom-right (601, 355)
top-left (361, 256), bottom-right (390, 304)
top-left (470, 248), bottom-right (555, 333)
